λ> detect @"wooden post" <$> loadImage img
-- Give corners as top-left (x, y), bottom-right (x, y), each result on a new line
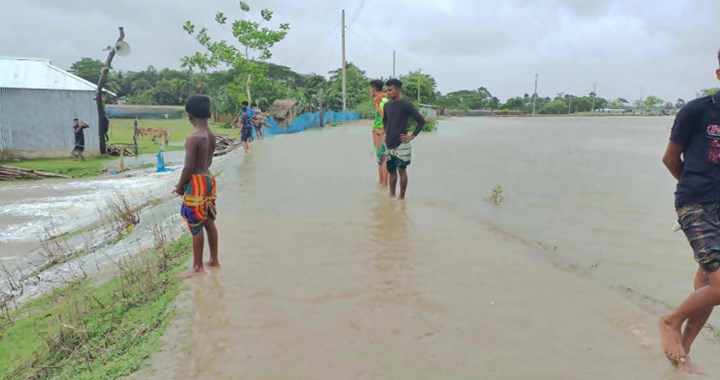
top-left (133, 117), bottom-right (139, 157)
top-left (96, 27), bottom-right (125, 154)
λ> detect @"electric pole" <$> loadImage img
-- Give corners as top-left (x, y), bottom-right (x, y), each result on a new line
top-left (341, 10), bottom-right (347, 112)
top-left (417, 68), bottom-right (422, 102)
top-left (532, 73), bottom-right (538, 116)
top-left (591, 81), bottom-right (597, 112)
top-left (392, 50), bottom-right (396, 78)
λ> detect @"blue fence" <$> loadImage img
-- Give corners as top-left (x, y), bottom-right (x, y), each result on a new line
top-left (259, 110), bottom-right (359, 138)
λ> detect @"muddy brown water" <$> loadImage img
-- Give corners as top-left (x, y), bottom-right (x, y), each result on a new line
top-left (129, 118), bottom-right (720, 379)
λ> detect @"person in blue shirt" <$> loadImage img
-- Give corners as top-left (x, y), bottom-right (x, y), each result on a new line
top-left (659, 49), bottom-right (720, 374)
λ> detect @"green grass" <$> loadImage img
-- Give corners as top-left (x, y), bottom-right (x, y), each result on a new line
top-left (109, 119), bottom-right (228, 155)
top-left (0, 234), bottom-right (191, 380)
top-left (6, 119), bottom-right (230, 178)
top-left (8, 156), bottom-right (117, 178)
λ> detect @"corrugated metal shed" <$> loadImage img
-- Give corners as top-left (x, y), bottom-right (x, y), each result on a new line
top-left (0, 56), bottom-right (115, 95)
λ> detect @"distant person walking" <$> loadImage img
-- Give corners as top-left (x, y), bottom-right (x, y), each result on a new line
top-left (382, 78), bottom-right (425, 199)
top-left (71, 118), bottom-right (89, 160)
top-left (239, 107), bottom-right (253, 154)
top-left (658, 49), bottom-right (720, 374)
top-left (252, 103), bottom-right (265, 140)
top-left (370, 79), bottom-right (389, 187)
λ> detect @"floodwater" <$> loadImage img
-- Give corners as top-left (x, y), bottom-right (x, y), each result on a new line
top-left (134, 118), bottom-right (720, 379)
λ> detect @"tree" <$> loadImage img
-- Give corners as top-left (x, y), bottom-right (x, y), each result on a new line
top-left (540, 98), bottom-right (568, 114)
top-left (326, 62), bottom-right (368, 111)
top-left (644, 95), bottom-right (664, 110)
top-left (675, 98), bottom-right (686, 109)
top-left (182, 2), bottom-right (290, 104)
top-left (69, 58), bottom-right (105, 85)
top-left (697, 88), bottom-right (720, 97)
top-left (399, 71), bottom-right (437, 104)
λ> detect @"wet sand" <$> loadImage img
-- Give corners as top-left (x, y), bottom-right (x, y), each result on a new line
top-left (133, 121), bottom-right (720, 379)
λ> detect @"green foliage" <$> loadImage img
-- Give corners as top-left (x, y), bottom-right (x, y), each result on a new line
top-left (326, 62), bottom-right (368, 111)
top-left (540, 98), bottom-right (568, 114)
top-left (437, 87), bottom-right (499, 110)
top-left (698, 87), bottom-right (720, 97)
top-left (399, 71), bottom-right (438, 104)
top-left (0, 235), bottom-right (192, 379)
top-left (69, 58), bottom-right (105, 85)
top-left (181, 2), bottom-right (289, 105)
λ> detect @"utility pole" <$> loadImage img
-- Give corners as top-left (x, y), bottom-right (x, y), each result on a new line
top-left (591, 81), bottom-right (597, 112)
top-left (341, 10), bottom-right (347, 112)
top-left (392, 50), bottom-right (396, 78)
top-left (639, 87), bottom-right (644, 114)
top-left (532, 73), bottom-right (538, 116)
top-left (417, 68), bottom-right (422, 102)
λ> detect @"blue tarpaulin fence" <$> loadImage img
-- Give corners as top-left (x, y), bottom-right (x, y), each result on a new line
top-left (258, 110), bottom-right (359, 139)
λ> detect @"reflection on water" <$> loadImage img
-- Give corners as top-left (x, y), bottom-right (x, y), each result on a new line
top-left (189, 272), bottom-right (229, 378)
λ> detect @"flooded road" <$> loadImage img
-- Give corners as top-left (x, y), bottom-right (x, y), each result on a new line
top-left (136, 119), bottom-right (720, 379)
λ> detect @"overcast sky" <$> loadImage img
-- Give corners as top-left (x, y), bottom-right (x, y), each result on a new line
top-left (2, 0), bottom-right (719, 102)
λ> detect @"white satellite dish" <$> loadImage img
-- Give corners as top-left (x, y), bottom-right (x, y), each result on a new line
top-left (114, 41), bottom-right (131, 57)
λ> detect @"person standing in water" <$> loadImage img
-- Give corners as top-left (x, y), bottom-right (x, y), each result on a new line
top-left (370, 79), bottom-right (389, 187)
top-left (658, 49), bottom-right (720, 374)
top-left (382, 78), bottom-right (425, 200)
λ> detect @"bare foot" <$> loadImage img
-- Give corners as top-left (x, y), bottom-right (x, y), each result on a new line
top-left (205, 261), bottom-right (221, 270)
top-left (678, 356), bottom-right (704, 375)
top-left (177, 268), bottom-right (206, 279)
top-left (658, 316), bottom-right (686, 364)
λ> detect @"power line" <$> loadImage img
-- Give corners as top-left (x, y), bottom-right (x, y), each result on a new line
top-left (346, 0), bottom-right (368, 30)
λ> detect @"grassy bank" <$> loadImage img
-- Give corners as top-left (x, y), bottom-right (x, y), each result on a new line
top-left (108, 119), bottom-right (228, 153)
top-left (7, 119), bottom-right (230, 178)
top-left (9, 156), bottom-right (117, 178)
top-left (0, 234), bottom-right (191, 380)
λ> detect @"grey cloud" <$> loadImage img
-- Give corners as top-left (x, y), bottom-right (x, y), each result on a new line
top-left (2, 0), bottom-right (719, 102)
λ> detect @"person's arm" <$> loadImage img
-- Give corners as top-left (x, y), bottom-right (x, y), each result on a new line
top-left (175, 136), bottom-right (199, 196)
top-left (662, 141), bottom-right (684, 181)
top-left (409, 102), bottom-right (425, 137)
top-left (664, 104), bottom-right (697, 181)
top-left (382, 103), bottom-right (388, 132)
top-left (401, 102), bottom-right (425, 142)
top-left (207, 134), bottom-right (215, 168)
top-left (374, 97), bottom-right (384, 116)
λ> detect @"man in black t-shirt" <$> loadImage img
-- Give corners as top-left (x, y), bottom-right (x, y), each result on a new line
top-left (382, 78), bottom-right (425, 200)
top-left (71, 118), bottom-right (89, 160)
top-left (658, 49), bottom-right (720, 373)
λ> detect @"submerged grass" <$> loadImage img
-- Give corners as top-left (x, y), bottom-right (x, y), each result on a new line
top-left (0, 234), bottom-right (191, 380)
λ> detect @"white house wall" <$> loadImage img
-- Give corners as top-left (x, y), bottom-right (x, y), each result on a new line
top-left (0, 88), bottom-right (99, 159)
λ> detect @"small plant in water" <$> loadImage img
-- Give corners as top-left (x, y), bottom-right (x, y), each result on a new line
top-left (490, 184), bottom-right (504, 205)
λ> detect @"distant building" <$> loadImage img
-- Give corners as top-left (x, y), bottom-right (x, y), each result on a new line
top-left (418, 103), bottom-right (437, 118)
top-left (0, 57), bottom-right (115, 159)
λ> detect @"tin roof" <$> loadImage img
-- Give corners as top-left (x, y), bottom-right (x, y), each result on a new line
top-left (0, 56), bottom-right (116, 95)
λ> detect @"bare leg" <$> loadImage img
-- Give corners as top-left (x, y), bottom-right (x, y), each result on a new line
top-left (178, 230), bottom-right (206, 279)
top-left (676, 267), bottom-right (712, 373)
top-left (398, 168), bottom-right (408, 200)
top-left (242, 141), bottom-right (249, 154)
top-left (659, 269), bottom-right (720, 367)
top-left (388, 167), bottom-right (398, 198)
top-left (379, 156), bottom-right (389, 187)
top-left (204, 218), bottom-right (220, 269)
